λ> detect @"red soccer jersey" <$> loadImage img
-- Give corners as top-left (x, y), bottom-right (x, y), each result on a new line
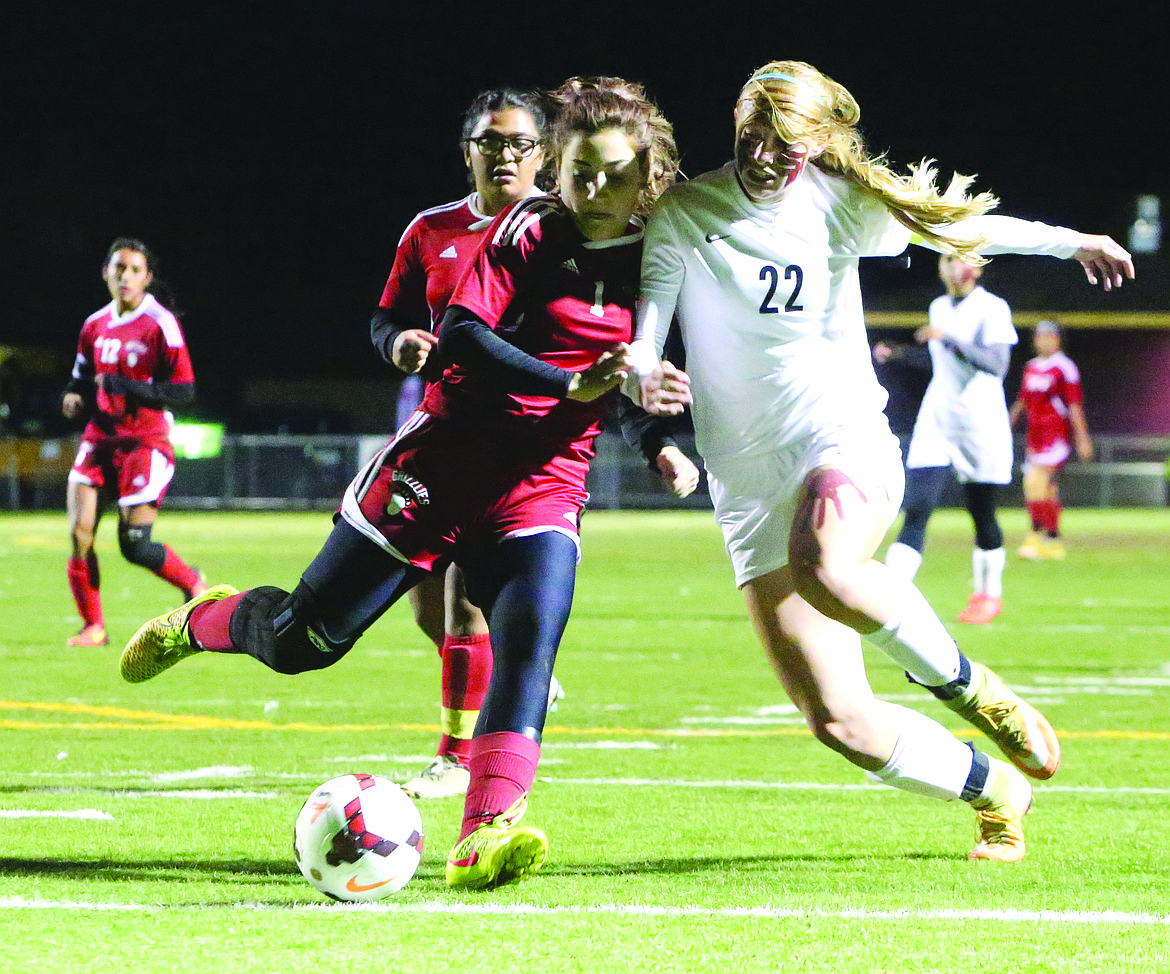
top-left (378, 193), bottom-right (496, 386)
top-left (1018, 351), bottom-right (1083, 453)
top-left (427, 196), bottom-right (642, 452)
top-left (72, 293), bottom-right (194, 442)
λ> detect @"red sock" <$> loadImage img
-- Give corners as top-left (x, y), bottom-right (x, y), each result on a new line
top-left (1026, 500), bottom-right (1044, 532)
top-left (188, 593), bottom-right (245, 652)
top-left (1048, 500), bottom-right (1063, 537)
top-left (150, 547), bottom-right (198, 594)
top-left (458, 731), bottom-right (540, 841)
top-left (67, 554), bottom-right (103, 626)
top-left (438, 633), bottom-right (493, 766)
top-left (153, 545), bottom-right (200, 595)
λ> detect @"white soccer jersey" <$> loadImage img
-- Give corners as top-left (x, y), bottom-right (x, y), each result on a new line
top-left (629, 159), bottom-right (1085, 582)
top-left (905, 286), bottom-right (1017, 483)
top-left (632, 162), bottom-right (909, 467)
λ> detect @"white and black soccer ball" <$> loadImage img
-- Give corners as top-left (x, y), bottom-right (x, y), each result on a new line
top-left (293, 773), bottom-right (424, 901)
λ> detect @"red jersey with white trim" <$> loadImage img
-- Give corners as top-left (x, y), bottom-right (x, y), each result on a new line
top-left (1018, 351), bottom-right (1083, 453)
top-left (378, 192), bottom-right (496, 331)
top-left (72, 293), bottom-right (194, 442)
top-left (425, 196), bottom-right (642, 453)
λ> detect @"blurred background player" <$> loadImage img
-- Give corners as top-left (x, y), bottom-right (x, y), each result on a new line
top-left (371, 88), bottom-right (559, 800)
top-left (878, 254), bottom-right (1016, 624)
top-left (61, 238), bottom-right (207, 647)
top-left (631, 59), bottom-right (1132, 862)
top-left (121, 77), bottom-right (692, 890)
top-left (1010, 319), bottom-right (1092, 559)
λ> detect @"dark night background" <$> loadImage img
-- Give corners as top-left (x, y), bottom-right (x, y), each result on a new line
top-left (3, 3), bottom-right (1167, 436)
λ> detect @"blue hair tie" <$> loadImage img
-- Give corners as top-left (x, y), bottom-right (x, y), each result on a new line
top-left (748, 71), bottom-right (829, 109)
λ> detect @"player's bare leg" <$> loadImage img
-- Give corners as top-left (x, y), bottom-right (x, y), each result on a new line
top-left (789, 464), bottom-right (1060, 779)
top-left (743, 565), bottom-right (1031, 860)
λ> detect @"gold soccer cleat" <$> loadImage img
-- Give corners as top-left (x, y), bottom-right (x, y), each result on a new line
top-left (969, 759), bottom-right (1033, 862)
top-left (119, 584), bottom-right (239, 683)
top-left (944, 661), bottom-right (1061, 779)
top-left (1017, 532), bottom-right (1044, 560)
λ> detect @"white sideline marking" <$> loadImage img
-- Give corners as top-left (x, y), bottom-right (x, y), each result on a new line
top-left (544, 778), bottom-right (1170, 795)
top-left (0, 810), bottom-right (113, 820)
top-left (0, 897), bottom-right (1167, 926)
top-left (151, 765), bottom-right (253, 783)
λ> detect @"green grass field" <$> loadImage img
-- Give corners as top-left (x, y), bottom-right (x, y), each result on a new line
top-left (2, 507), bottom-right (1168, 972)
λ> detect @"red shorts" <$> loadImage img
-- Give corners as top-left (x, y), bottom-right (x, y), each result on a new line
top-left (1025, 431), bottom-right (1071, 469)
top-left (338, 411), bottom-right (590, 571)
top-left (68, 432), bottom-right (176, 507)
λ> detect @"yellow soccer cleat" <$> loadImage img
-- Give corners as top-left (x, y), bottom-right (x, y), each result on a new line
top-left (1039, 538), bottom-right (1066, 560)
top-left (446, 798), bottom-right (548, 890)
top-left (402, 755), bottom-right (471, 800)
top-left (969, 758), bottom-right (1033, 862)
top-left (119, 584), bottom-right (238, 683)
top-left (943, 661), bottom-right (1061, 779)
top-left (1017, 532), bottom-right (1044, 560)
top-left (67, 623), bottom-right (109, 648)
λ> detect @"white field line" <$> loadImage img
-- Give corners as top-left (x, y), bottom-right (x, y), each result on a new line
top-left (0, 896), bottom-right (1167, 926)
top-left (150, 765), bottom-right (253, 782)
top-left (0, 810), bottom-right (113, 820)
top-left (8, 777), bottom-right (1170, 797)
top-left (541, 778), bottom-right (1170, 795)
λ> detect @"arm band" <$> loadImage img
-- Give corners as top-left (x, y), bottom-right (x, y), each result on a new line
top-left (102, 376), bottom-right (196, 409)
top-left (613, 395), bottom-right (679, 467)
top-left (942, 339), bottom-right (1011, 378)
top-left (370, 306), bottom-right (410, 365)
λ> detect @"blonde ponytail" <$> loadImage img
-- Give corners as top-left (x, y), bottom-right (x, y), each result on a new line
top-left (740, 61), bottom-right (998, 258)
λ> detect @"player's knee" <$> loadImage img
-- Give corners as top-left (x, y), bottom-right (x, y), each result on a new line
top-left (118, 522), bottom-right (166, 571)
top-left (230, 584), bottom-right (357, 675)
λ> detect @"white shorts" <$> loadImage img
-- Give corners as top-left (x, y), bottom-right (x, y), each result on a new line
top-left (705, 417), bottom-right (905, 587)
top-left (1024, 439), bottom-right (1070, 469)
top-left (905, 417), bottom-right (1013, 484)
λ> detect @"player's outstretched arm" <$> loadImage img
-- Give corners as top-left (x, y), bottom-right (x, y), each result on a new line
top-left (567, 345), bottom-right (633, 402)
top-left (1072, 234), bottom-right (1134, 291)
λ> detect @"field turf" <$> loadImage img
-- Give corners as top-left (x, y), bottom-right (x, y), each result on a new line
top-left (1, 507), bottom-right (1168, 972)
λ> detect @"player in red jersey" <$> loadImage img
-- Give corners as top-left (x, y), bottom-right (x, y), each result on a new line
top-left (1010, 320), bottom-right (1092, 559)
top-left (370, 88), bottom-right (557, 801)
top-left (61, 239), bottom-right (208, 647)
top-left (120, 79), bottom-right (690, 889)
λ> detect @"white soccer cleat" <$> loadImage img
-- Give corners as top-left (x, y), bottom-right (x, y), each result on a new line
top-left (401, 755), bottom-right (470, 800)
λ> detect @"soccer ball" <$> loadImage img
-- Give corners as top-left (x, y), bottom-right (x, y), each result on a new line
top-left (293, 773), bottom-right (424, 901)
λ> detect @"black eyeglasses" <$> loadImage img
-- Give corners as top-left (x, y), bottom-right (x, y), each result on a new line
top-left (463, 134), bottom-right (541, 158)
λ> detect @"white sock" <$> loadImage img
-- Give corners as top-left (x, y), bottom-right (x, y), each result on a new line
top-left (973, 547), bottom-right (1005, 599)
top-left (884, 542), bottom-right (923, 580)
top-left (865, 580), bottom-right (960, 686)
top-left (867, 704), bottom-right (974, 801)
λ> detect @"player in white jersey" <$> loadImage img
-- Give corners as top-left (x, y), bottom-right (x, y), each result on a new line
top-left (881, 256), bottom-right (1017, 625)
top-left (629, 59), bottom-right (1133, 862)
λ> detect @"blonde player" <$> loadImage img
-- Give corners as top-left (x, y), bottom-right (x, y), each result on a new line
top-left (630, 60), bottom-right (1133, 862)
top-left (881, 255), bottom-right (1017, 625)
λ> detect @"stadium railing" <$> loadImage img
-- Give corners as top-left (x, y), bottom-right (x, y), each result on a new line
top-left (2, 432), bottom-right (1167, 511)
